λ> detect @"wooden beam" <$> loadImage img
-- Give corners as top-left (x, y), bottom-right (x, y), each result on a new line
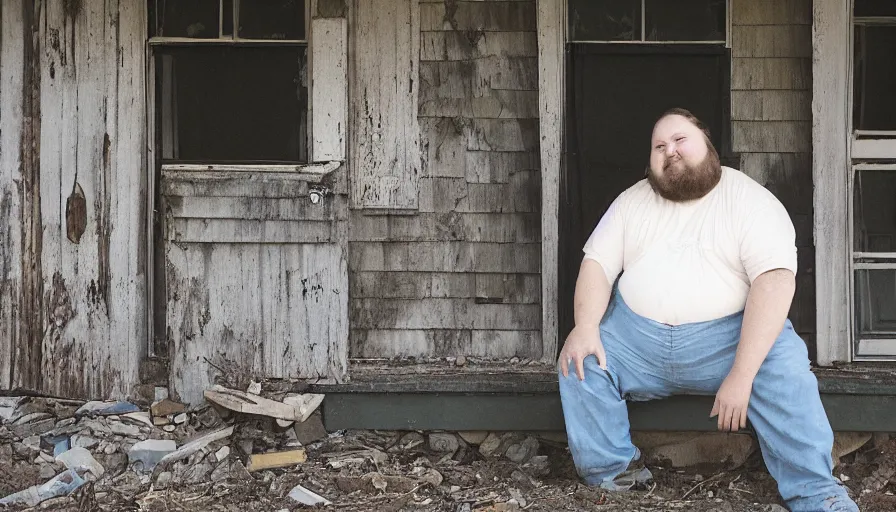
top-left (812, 0), bottom-right (851, 365)
top-left (537, 0), bottom-right (564, 364)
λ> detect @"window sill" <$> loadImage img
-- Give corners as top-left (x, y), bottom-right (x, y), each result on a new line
top-left (161, 161), bottom-right (342, 183)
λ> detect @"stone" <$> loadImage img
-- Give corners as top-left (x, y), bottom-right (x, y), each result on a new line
top-left (70, 435), bottom-right (99, 449)
top-left (13, 442), bottom-right (38, 459)
top-left (163, 425), bottom-right (176, 433)
top-left (12, 418), bottom-right (56, 438)
top-left (56, 447), bottom-right (106, 479)
top-left (173, 413), bottom-right (188, 425)
top-left (639, 432), bottom-right (757, 469)
top-left (505, 436), bottom-right (539, 464)
top-left (109, 422), bottom-right (141, 438)
top-left (522, 455), bottom-right (550, 476)
top-left (154, 387), bottom-right (170, 402)
top-left (247, 381), bottom-right (262, 395)
top-left (455, 355), bottom-right (467, 367)
top-left (479, 433), bottom-right (505, 458)
top-left (832, 432), bottom-right (873, 462)
top-left (399, 432), bottom-right (425, 450)
top-left (99, 452), bottom-right (129, 477)
top-left (182, 461), bottom-right (214, 484)
top-left (155, 471), bottom-right (173, 490)
top-left (420, 468), bottom-right (443, 487)
top-left (39, 464), bottom-right (57, 479)
top-left (458, 431), bottom-right (489, 445)
top-left (293, 411), bottom-right (328, 445)
top-left (55, 418), bottom-right (76, 429)
top-left (429, 433), bottom-right (460, 454)
top-left (215, 446), bottom-right (231, 462)
top-left (81, 419), bottom-right (111, 435)
top-left (104, 443), bottom-right (117, 455)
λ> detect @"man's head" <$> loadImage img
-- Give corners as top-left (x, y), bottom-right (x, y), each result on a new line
top-left (646, 108), bottom-right (722, 202)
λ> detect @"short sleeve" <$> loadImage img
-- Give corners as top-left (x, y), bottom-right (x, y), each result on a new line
top-left (583, 197), bottom-right (625, 285)
top-left (739, 196), bottom-right (798, 283)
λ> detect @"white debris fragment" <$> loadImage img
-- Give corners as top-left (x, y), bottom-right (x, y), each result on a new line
top-left (56, 447), bottom-right (105, 479)
top-left (287, 483), bottom-right (332, 506)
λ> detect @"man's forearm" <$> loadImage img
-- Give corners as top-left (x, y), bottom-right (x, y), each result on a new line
top-left (574, 259), bottom-right (613, 328)
top-left (730, 268), bottom-right (796, 380)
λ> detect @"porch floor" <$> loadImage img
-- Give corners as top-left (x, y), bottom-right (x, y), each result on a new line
top-left (309, 362), bottom-right (896, 432)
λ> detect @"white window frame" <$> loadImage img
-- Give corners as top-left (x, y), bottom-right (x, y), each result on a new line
top-left (848, 7), bottom-right (896, 360)
top-left (566, 0), bottom-right (731, 46)
top-left (814, 0), bottom-right (896, 364)
top-left (144, 0), bottom-right (347, 356)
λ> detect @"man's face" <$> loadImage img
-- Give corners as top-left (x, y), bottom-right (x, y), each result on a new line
top-left (647, 114), bottom-right (721, 202)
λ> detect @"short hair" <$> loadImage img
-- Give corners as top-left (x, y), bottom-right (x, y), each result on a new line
top-left (656, 108), bottom-right (712, 141)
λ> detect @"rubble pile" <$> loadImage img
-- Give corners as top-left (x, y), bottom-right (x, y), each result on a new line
top-left (1, 392), bottom-right (894, 511)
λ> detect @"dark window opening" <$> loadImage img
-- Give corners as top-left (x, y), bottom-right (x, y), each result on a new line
top-left (559, 44), bottom-right (732, 350)
top-left (853, 25), bottom-right (896, 132)
top-left (853, 170), bottom-right (896, 252)
top-left (156, 45), bottom-right (308, 163)
top-left (855, 0), bottom-right (896, 18)
top-left (239, 0), bottom-right (305, 40)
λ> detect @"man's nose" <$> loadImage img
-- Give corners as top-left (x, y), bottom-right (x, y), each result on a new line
top-left (664, 144), bottom-right (677, 157)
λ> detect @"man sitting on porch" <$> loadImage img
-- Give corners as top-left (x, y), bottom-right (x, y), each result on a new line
top-left (557, 108), bottom-right (858, 512)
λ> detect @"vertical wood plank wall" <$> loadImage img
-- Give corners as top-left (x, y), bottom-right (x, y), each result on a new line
top-left (731, 0), bottom-right (817, 352)
top-left (349, 0), bottom-right (544, 360)
top-left (0, 1), bottom-right (147, 398)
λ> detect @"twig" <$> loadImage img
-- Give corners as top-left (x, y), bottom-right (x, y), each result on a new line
top-left (681, 472), bottom-right (726, 500)
top-left (646, 482), bottom-right (658, 497)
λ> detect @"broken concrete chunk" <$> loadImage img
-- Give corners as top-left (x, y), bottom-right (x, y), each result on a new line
top-left (70, 434), bottom-right (99, 450)
top-left (288, 483), bottom-right (332, 506)
top-left (13, 418), bottom-right (57, 438)
top-left (293, 411), bottom-right (328, 445)
top-left (215, 446), bottom-right (231, 462)
top-left (121, 412), bottom-right (153, 428)
top-left (109, 422), bottom-right (141, 438)
top-left (129, 439), bottom-right (177, 472)
top-left (56, 447), bottom-right (105, 479)
top-left (246, 449), bottom-right (307, 472)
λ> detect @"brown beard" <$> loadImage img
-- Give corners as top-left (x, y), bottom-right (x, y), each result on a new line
top-left (646, 141), bottom-right (722, 202)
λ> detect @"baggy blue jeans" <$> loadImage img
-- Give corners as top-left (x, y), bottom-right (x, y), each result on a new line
top-left (559, 290), bottom-right (858, 512)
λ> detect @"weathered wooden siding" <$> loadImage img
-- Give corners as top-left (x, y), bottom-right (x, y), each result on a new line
top-left (0, 0), bottom-right (27, 389)
top-left (349, 0), bottom-right (421, 209)
top-left (731, 0), bottom-right (816, 347)
top-left (163, 170), bottom-right (350, 404)
top-left (0, 1), bottom-right (147, 398)
top-left (349, 0), bottom-right (542, 360)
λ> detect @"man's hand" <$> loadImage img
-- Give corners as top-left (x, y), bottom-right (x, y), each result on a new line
top-left (710, 371), bottom-right (753, 431)
top-left (559, 324), bottom-right (607, 381)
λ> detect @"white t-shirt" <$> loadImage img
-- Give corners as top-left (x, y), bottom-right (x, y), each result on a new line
top-left (582, 167), bottom-right (797, 326)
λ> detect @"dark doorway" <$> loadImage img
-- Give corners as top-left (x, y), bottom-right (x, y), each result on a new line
top-left (558, 44), bottom-right (733, 349)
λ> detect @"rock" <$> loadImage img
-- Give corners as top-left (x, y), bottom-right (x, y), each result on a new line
top-left (458, 431), bottom-right (489, 445)
top-left (163, 425), bottom-right (176, 432)
top-left (129, 439), bottom-right (177, 472)
top-left (39, 464), bottom-right (57, 479)
top-left (215, 446), bottom-right (231, 462)
top-left (479, 433), bottom-right (505, 458)
top-left (480, 433), bottom-right (523, 459)
top-left (109, 422), bottom-right (141, 438)
top-left (24, 435), bottom-right (42, 450)
top-left (173, 413), bottom-right (188, 425)
top-left (429, 433), bottom-right (460, 454)
top-left (455, 355), bottom-right (467, 367)
top-left (420, 468), bottom-right (443, 487)
top-left (104, 443), bottom-right (117, 455)
top-left (505, 436), bottom-right (539, 464)
top-left (155, 471), bottom-right (173, 489)
top-left (55, 418), bottom-right (76, 429)
top-left (294, 411), bottom-right (328, 445)
top-left (247, 381), bottom-right (262, 395)
top-left (399, 432), bottom-right (425, 450)
top-left (99, 452), bottom-right (129, 477)
top-left (0, 443), bottom-right (12, 460)
top-left (639, 432), bottom-right (757, 469)
top-left (70, 435), bottom-right (99, 449)
top-left (832, 432), bottom-right (873, 463)
top-left (13, 418), bottom-right (56, 438)
top-left (14, 442), bottom-right (38, 459)
top-left (122, 412), bottom-right (153, 428)
top-left (56, 447), bottom-right (105, 479)
top-left (182, 461), bottom-right (214, 483)
top-left (522, 455), bottom-right (550, 476)
top-left (81, 419), bottom-right (111, 435)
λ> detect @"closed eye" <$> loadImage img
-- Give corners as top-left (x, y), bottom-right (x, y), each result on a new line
top-left (655, 144), bottom-right (665, 151)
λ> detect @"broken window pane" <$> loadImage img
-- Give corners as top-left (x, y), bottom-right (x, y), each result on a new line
top-left (855, 269), bottom-right (896, 340)
top-left (568, 0), bottom-right (641, 41)
top-left (645, 0), bottom-right (726, 41)
top-left (155, 0), bottom-right (220, 38)
top-left (855, 0), bottom-right (896, 17)
top-left (854, 170), bottom-right (896, 252)
top-left (853, 25), bottom-right (896, 131)
top-left (157, 45), bottom-right (308, 163)
top-left (239, 0), bottom-right (306, 40)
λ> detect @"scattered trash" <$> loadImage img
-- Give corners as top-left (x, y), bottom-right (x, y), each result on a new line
top-left (288, 483), bottom-right (332, 506)
top-left (204, 385), bottom-right (322, 423)
top-left (129, 439), bottom-right (177, 472)
top-left (158, 426), bottom-right (235, 466)
top-left (0, 469), bottom-right (85, 507)
top-left (56, 447), bottom-right (105, 479)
